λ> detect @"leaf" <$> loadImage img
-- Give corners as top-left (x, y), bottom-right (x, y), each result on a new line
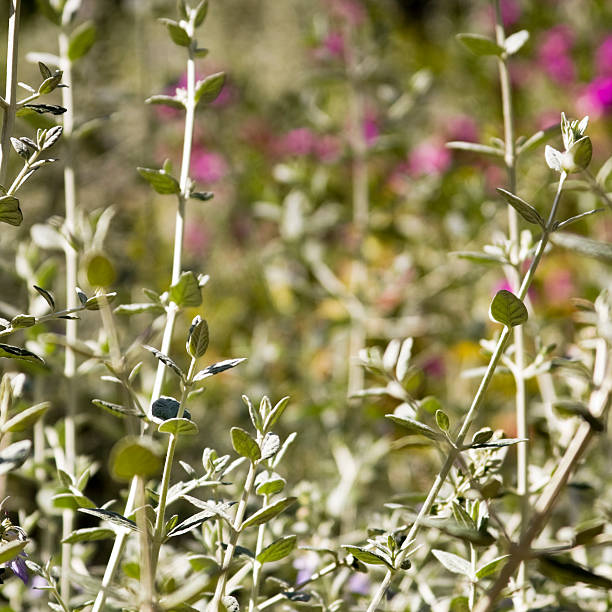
top-left (260, 432), bottom-right (280, 460)
top-left (169, 271), bottom-right (202, 307)
top-left (342, 546), bottom-right (393, 569)
top-left (432, 549), bottom-right (472, 577)
top-left (489, 290), bottom-right (528, 327)
top-left (385, 414), bottom-right (443, 441)
top-left (86, 253), bottom-right (115, 287)
top-left (143, 345), bottom-right (184, 380)
top-left (435, 410), bottom-right (450, 432)
top-left (446, 141), bottom-right (504, 157)
top-left (151, 396), bottom-right (190, 421)
top-left (475, 555), bottom-right (510, 579)
top-left (159, 18), bottom-right (191, 47)
top-left (573, 520), bottom-right (606, 546)
top-left (0, 343), bottom-right (44, 364)
top-left (545, 145), bottom-right (563, 172)
top-left (222, 596), bottom-right (239, 612)
top-left (470, 437), bottom-right (526, 449)
top-left (496, 188), bottom-right (545, 227)
top-left (263, 395), bottom-right (290, 431)
top-left (22, 103), bottom-right (66, 115)
top-left (109, 436), bottom-right (162, 481)
top-left (41, 125), bottom-right (63, 150)
top-left (68, 21), bottom-right (96, 61)
top-left (504, 30), bottom-right (529, 55)
top-left (453, 251), bottom-right (507, 265)
top-left (145, 94), bottom-right (185, 110)
top-left (2, 401), bottom-right (49, 433)
top-left (231, 427), bottom-right (261, 462)
top-left (471, 427), bottom-right (494, 445)
top-left (0, 440), bottom-right (31, 475)
top-left (194, 0), bottom-right (209, 26)
top-left (195, 72), bottom-right (225, 105)
top-left (62, 527), bottom-right (115, 544)
top-left (137, 167), bottom-right (180, 195)
top-left (114, 302), bottom-right (165, 316)
top-left (187, 315), bottom-right (209, 358)
top-left (158, 418), bottom-right (199, 436)
top-left (190, 191), bottom-right (214, 201)
top-left (257, 535), bottom-right (297, 564)
top-left (537, 554), bottom-right (612, 589)
top-left (192, 358), bottom-right (246, 382)
top-left (33, 285), bottom-right (55, 309)
top-left (78, 508), bottom-right (139, 532)
top-left (0, 539), bottom-right (28, 564)
top-left (255, 473), bottom-right (286, 496)
top-left (555, 208), bottom-right (603, 231)
top-left (166, 509), bottom-right (216, 538)
top-left (92, 399), bottom-right (142, 419)
top-left (550, 232), bottom-right (612, 263)
top-left (552, 400), bottom-right (604, 432)
top-left (241, 497), bottom-right (296, 530)
top-left (182, 497), bottom-right (236, 525)
top-left (396, 338), bottom-right (413, 383)
top-left (456, 33), bottom-right (503, 57)
top-left (0, 195), bottom-right (23, 226)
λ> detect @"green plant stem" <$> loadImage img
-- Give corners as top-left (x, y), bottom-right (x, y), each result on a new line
top-left (366, 175), bottom-right (566, 612)
top-left (494, 3), bottom-right (528, 608)
top-left (248, 495), bottom-right (268, 612)
top-left (0, 0), bottom-right (20, 186)
top-left (150, 357), bottom-right (196, 578)
top-left (474, 346), bottom-right (611, 612)
top-left (58, 24), bottom-right (78, 604)
top-left (209, 461), bottom-right (257, 611)
top-left (92, 25), bottom-right (197, 611)
top-left (136, 475), bottom-right (156, 611)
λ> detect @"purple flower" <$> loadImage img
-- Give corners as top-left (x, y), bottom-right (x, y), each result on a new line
top-left (9, 553), bottom-right (28, 584)
top-left (347, 572), bottom-right (371, 595)
top-left (324, 31), bottom-right (344, 58)
top-left (191, 147), bottom-right (229, 183)
top-left (537, 26), bottom-right (576, 84)
top-left (363, 113), bottom-right (379, 146)
top-left (279, 128), bottom-right (316, 157)
top-left (596, 36), bottom-right (612, 76)
top-left (407, 140), bottom-right (451, 176)
top-left (579, 76), bottom-right (612, 116)
top-left (446, 115), bottom-right (478, 143)
top-left (293, 551), bottom-right (318, 584)
top-left (314, 134), bottom-right (342, 163)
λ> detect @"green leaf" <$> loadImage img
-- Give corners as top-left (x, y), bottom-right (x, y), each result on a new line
top-left (68, 21), bottom-right (96, 61)
top-left (537, 554), bottom-right (612, 589)
top-left (504, 30), bottom-right (529, 55)
top-left (86, 252), bottom-right (116, 287)
top-left (553, 400), bottom-right (604, 432)
top-left (489, 290), bottom-right (528, 327)
top-left (78, 508), bottom-right (139, 532)
top-left (143, 345), bottom-right (184, 380)
top-left (256, 535), bottom-right (297, 564)
top-left (453, 251), bottom-right (507, 265)
top-left (187, 315), bottom-right (209, 358)
top-left (169, 271), bottom-right (202, 307)
top-left (11, 315), bottom-right (36, 328)
top-left (471, 427), bottom-right (494, 445)
top-left (342, 546), bottom-right (393, 569)
top-left (432, 549), bottom-right (472, 577)
top-left (550, 232), bottom-right (612, 263)
top-left (0, 539), bottom-right (28, 564)
top-left (385, 414), bottom-right (443, 441)
top-left (92, 399), bottom-right (142, 418)
top-left (260, 432), bottom-right (280, 460)
top-left (159, 18), bottom-right (191, 47)
top-left (114, 302), bottom-right (165, 316)
top-left (145, 94), bottom-right (185, 110)
top-left (263, 396), bottom-right (290, 431)
top-left (192, 358), bottom-right (246, 382)
top-left (475, 555), bottom-right (509, 579)
top-left (0, 440), bottom-right (31, 475)
top-left (255, 473), bottom-right (286, 496)
top-left (0, 343), bottom-right (44, 364)
top-left (555, 208), bottom-right (603, 231)
top-left (84, 292), bottom-right (117, 310)
top-left (0, 195), bottom-right (23, 226)
top-left (62, 527), bottom-right (115, 544)
top-left (190, 191), bottom-right (214, 201)
top-left (195, 72), bottom-right (225, 104)
top-left (151, 396), bottom-right (190, 421)
top-left (1, 402), bottom-right (49, 433)
top-left (562, 136), bottom-right (592, 173)
top-left (194, 0), bottom-right (209, 26)
top-left (109, 436), bottom-right (162, 481)
top-left (35, 0), bottom-right (61, 25)
top-left (38, 74), bottom-right (62, 95)
top-left (545, 145), bottom-right (563, 172)
top-left (470, 437), bottom-right (526, 449)
top-left (33, 285), bottom-right (55, 309)
top-left (496, 188), bottom-right (545, 227)
top-left (456, 33), bottom-right (503, 57)
top-left (231, 427), bottom-right (261, 462)
top-left (241, 497), bottom-right (296, 529)
top-left (450, 596), bottom-right (470, 612)
top-left (137, 167), bottom-right (180, 195)
top-left (446, 141), bottom-right (504, 158)
top-left (573, 520), bottom-right (606, 546)
top-left (158, 418), bottom-right (199, 436)
top-left (435, 410), bottom-right (450, 432)
top-left (41, 125), bottom-right (63, 150)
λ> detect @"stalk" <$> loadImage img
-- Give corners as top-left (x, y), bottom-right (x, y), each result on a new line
top-left (58, 23), bottom-right (78, 603)
top-left (366, 176), bottom-right (566, 612)
top-left (493, 3), bottom-right (528, 608)
top-left (209, 462), bottom-right (258, 611)
top-left (247, 509), bottom-right (267, 612)
top-left (0, 0), bottom-right (20, 186)
top-left (92, 17), bottom-right (197, 610)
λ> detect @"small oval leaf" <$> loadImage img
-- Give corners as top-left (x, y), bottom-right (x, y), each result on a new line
top-left (489, 290), bottom-right (528, 327)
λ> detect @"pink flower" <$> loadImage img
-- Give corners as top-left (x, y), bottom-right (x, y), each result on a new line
top-left (543, 268), bottom-right (575, 302)
top-left (446, 115), bottom-right (478, 142)
top-left (407, 140), bottom-right (451, 176)
top-left (578, 76), bottom-right (612, 117)
top-left (314, 134), bottom-right (342, 163)
top-left (423, 355), bottom-right (445, 379)
top-left (596, 36), bottom-right (612, 76)
top-left (184, 222), bottom-right (209, 257)
top-left (537, 26), bottom-right (575, 84)
top-left (324, 31), bottom-right (345, 58)
top-left (329, 0), bottom-right (366, 26)
top-left (191, 148), bottom-right (228, 183)
top-left (279, 128), bottom-right (316, 157)
top-left (363, 112), bottom-right (379, 146)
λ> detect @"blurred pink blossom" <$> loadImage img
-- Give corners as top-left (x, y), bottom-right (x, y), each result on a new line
top-left (324, 31), bottom-right (345, 58)
top-left (596, 36), bottom-right (612, 76)
top-left (314, 134), bottom-right (342, 163)
top-left (543, 268), bottom-right (575, 302)
top-left (578, 76), bottom-right (612, 116)
top-left (278, 128), bottom-right (316, 157)
top-left (423, 355), bottom-right (445, 379)
top-left (363, 112), bottom-right (379, 146)
top-left (446, 115), bottom-right (478, 142)
top-left (184, 222), bottom-right (210, 257)
top-left (537, 26), bottom-right (575, 84)
top-left (407, 140), bottom-right (451, 176)
top-left (329, 0), bottom-right (366, 26)
top-left (191, 147), bottom-right (229, 183)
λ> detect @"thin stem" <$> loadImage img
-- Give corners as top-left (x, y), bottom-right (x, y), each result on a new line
top-left (136, 476), bottom-right (155, 611)
top-left (58, 24), bottom-right (78, 604)
top-left (93, 19), bottom-right (197, 610)
top-left (0, 0), bottom-right (20, 186)
top-left (366, 175), bottom-right (566, 612)
top-left (209, 462), bottom-right (258, 611)
top-left (494, 3), bottom-right (528, 608)
top-left (248, 508), bottom-right (268, 612)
